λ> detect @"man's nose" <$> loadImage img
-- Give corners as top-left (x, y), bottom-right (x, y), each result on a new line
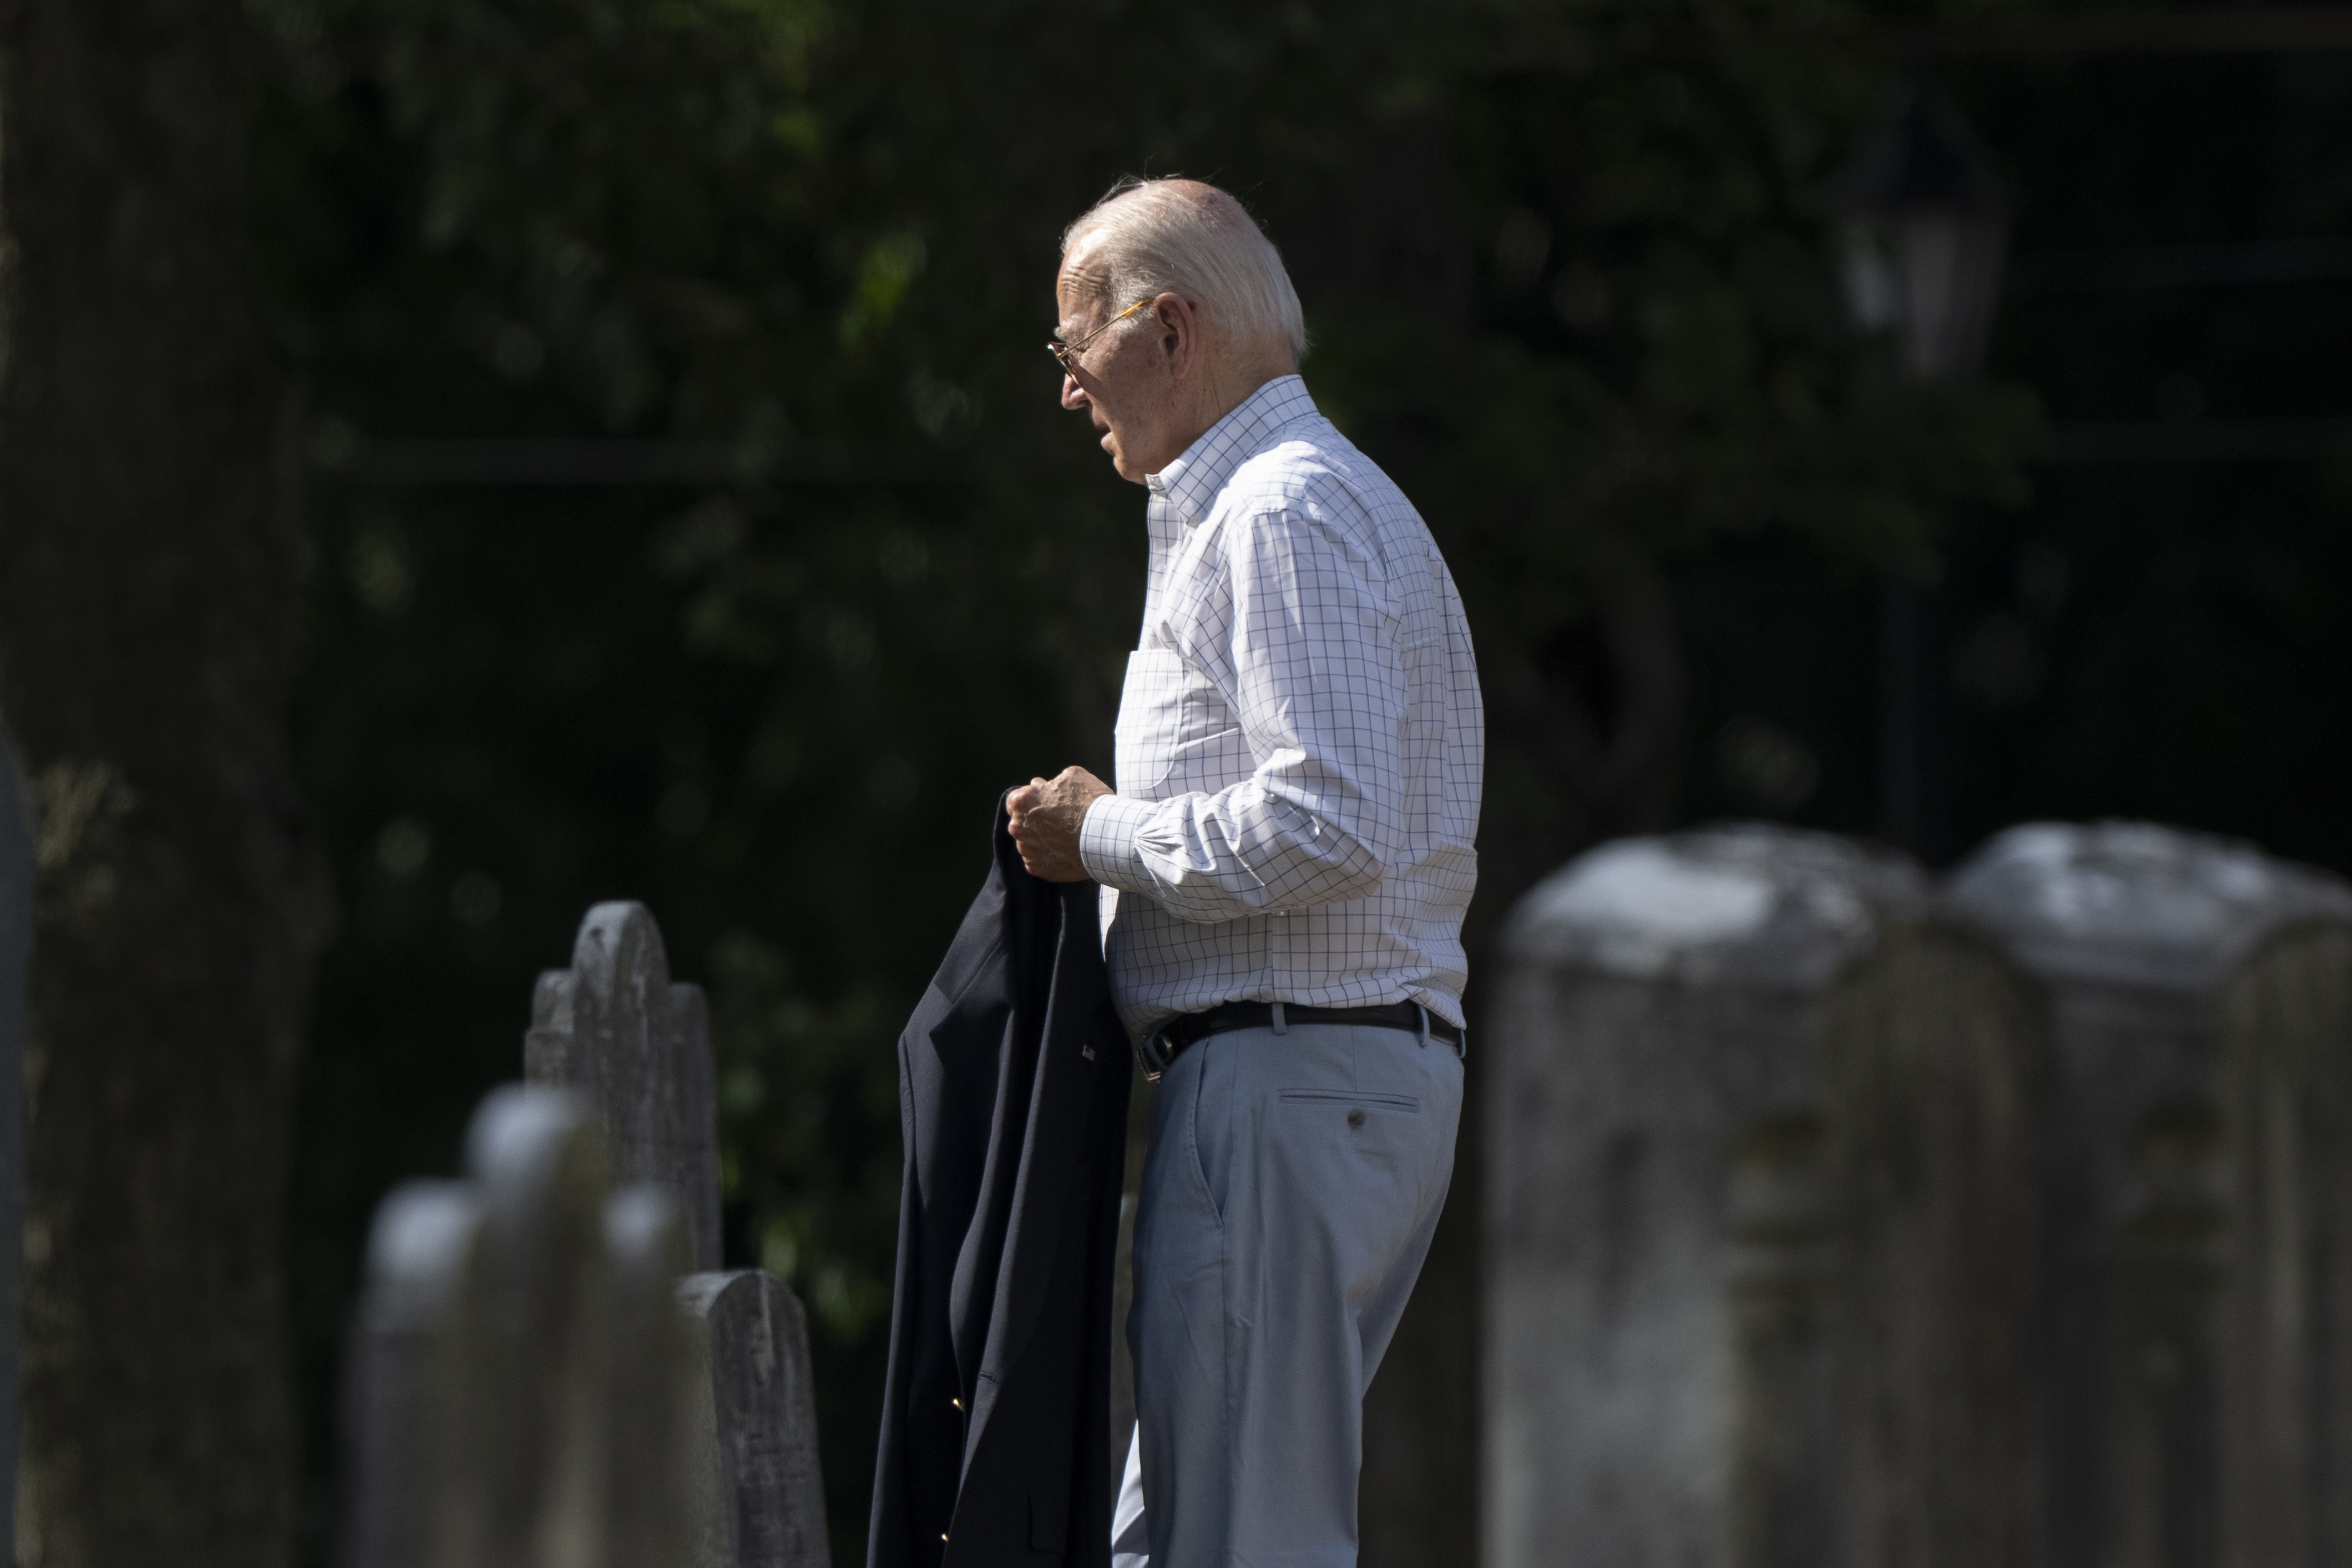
top-left (1060, 371), bottom-right (1089, 411)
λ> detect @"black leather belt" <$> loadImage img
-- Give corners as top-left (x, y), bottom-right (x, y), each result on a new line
top-left (1135, 1000), bottom-right (1465, 1081)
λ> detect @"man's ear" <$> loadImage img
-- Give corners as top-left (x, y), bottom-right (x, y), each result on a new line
top-left (1155, 292), bottom-right (1194, 378)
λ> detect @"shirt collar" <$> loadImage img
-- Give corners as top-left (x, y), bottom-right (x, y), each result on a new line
top-left (1145, 374), bottom-right (1319, 527)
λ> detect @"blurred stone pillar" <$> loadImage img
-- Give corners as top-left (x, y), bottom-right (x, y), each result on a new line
top-left (1947, 822), bottom-right (2352, 1568)
top-left (1486, 825), bottom-right (2042, 1568)
top-left (341, 1086), bottom-right (699, 1568)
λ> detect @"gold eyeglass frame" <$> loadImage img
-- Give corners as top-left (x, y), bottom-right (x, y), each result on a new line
top-left (1048, 298), bottom-right (1155, 373)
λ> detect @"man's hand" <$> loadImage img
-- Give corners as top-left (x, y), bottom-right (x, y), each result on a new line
top-left (1008, 766), bottom-right (1113, 882)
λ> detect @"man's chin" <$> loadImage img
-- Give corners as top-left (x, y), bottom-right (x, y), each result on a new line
top-left (1102, 433), bottom-right (1142, 482)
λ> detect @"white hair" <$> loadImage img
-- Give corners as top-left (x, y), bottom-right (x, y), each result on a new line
top-left (1061, 178), bottom-right (1309, 363)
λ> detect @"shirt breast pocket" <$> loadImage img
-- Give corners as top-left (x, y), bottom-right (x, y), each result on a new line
top-left (1114, 649), bottom-right (1187, 796)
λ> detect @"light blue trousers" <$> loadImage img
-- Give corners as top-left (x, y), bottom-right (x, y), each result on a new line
top-left (1112, 1016), bottom-right (1464, 1567)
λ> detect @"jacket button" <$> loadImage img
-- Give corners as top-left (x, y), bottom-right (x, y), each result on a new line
top-left (951, 1396), bottom-right (963, 1412)
top-left (1347, 1109), bottom-right (1367, 1129)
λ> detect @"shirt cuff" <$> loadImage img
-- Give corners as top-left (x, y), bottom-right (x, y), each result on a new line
top-left (1078, 793), bottom-right (1160, 896)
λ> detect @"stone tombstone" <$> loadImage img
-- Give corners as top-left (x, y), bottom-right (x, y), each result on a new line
top-left (524, 902), bottom-right (831, 1568)
top-left (0, 718), bottom-right (27, 1561)
top-left (342, 1178), bottom-right (486, 1568)
top-left (604, 1187), bottom-right (700, 1568)
top-left (341, 1086), bottom-right (698, 1568)
top-left (527, 902), bottom-right (722, 1271)
top-left (1488, 825), bottom-right (2044, 1568)
top-left (450, 1086), bottom-right (619, 1568)
top-left (678, 1271), bottom-right (831, 1568)
top-left (1947, 821), bottom-right (2352, 1568)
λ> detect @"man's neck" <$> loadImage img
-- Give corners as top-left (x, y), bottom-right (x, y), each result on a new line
top-left (1172, 363), bottom-right (1296, 465)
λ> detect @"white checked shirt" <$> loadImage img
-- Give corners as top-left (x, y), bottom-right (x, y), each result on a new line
top-left (1078, 375), bottom-right (1484, 1039)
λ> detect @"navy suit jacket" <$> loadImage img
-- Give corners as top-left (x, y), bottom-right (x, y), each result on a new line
top-left (868, 800), bottom-right (1132, 1567)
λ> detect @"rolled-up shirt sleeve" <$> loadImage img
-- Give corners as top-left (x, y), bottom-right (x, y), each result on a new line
top-left (1078, 503), bottom-right (1402, 924)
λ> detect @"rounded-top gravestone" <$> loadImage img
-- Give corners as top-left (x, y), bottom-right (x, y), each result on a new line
top-left (1948, 821), bottom-right (2352, 1568)
top-left (1489, 824), bottom-right (2043, 1568)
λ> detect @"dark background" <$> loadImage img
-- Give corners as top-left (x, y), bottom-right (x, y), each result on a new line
top-left (14, 2), bottom-right (2347, 1564)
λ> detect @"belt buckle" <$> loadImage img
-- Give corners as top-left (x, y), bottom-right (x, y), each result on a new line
top-left (1133, 1028), bottom-right (1172, 1083)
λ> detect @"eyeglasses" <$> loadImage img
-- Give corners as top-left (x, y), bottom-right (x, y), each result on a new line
top-left (1048, 299), bottom-right (1154, 374)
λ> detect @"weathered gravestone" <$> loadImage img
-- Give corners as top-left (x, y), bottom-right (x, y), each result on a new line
top-left (525, 902), bottom-right (829, 1568)
top-left (526, 902), bottom-right (722, 1271)
top-left (1487, 825), bottom-right (2044, 1568)
top-left (1948, 821), bottom-right (2352, 1568)
top-left (341, 1085), bottom-right (696, 1568)
top-left (605, 1185), bottom-right (700, 1568)
top-left (0, 717), bottom-right (30, 1558)
top-left (678, 1271), bottom-right (829, 1568)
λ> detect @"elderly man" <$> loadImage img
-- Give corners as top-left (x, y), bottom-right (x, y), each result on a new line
top-left (1006, 178), bottom-right (1483, 1567)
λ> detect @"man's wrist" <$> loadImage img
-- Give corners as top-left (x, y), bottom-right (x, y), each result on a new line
top-left (1078, 792), bottom-right (1159, 895)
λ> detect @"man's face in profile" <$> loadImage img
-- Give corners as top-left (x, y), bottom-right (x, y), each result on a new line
top-left (1054, 243), bottom-right (1180, 484)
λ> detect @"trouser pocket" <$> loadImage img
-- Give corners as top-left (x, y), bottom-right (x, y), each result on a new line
top-left (1278, 1089), bottom-right (1421, 1113)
